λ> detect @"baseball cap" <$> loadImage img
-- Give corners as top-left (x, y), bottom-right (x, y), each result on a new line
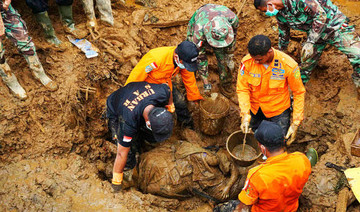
top-left (175, 41), bottom-right (199, 72)
top-left (204, 16), bottom-right (234, 48)
top-left (254, 120), bottom-right (285, 148)
top-left (148, 107), bottom-right (174, 142)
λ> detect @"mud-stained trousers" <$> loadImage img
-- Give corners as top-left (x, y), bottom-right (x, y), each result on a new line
top-left (195, 42), bottom-right (235, 85)
top-left (0, 4), bottom-right (36, 79)
top-left (172, 81), bottom-right (194, 129)
top-left (301, 25), bottom-right (360, 85)
top-left (250, 107), bottom-right (291, 136)
top-left (80, 0), bottom-right (114, 26)
top-left (25, 0), bottom-right (73, 14)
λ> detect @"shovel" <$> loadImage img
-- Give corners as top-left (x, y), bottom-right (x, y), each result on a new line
top-left (325, 162), bottom-right (359, 211)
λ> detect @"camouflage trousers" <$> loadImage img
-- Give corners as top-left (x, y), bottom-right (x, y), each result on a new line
top-left (301, 25), bottom-right (360, 84)
top-left (80, 0), bottom-right (114, 26)
top-left (196, 42), bottom-right (235, 84)
top-left (0, 4), bottom-right (36, 60)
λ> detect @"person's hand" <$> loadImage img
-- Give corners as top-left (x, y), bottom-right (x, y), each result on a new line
top-left (203, 83), bottom-right (212, 97)
top-left (220, 186), bottom-right (230, 200)
top-left (2, 0), bottom-right (10, 10)
top-left (240, 114), bottom-right (251, 134)
top-left (286, 122), bottom-right (299, 146)
top-left (112, 172), bottom-right (123, 193)
top-left (301, 42), bottom-right (314, 62)
top-left (165, 103), bottom-right (175, 113)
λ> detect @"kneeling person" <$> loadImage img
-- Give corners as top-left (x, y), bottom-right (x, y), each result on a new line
top-left (106, 82), bottom-right (174, 191)
top-left (235, 120), bottom-right (311, 211)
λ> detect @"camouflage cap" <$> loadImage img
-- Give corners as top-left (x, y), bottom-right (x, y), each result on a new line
top-left (204, 16), bottom-right (234, 48)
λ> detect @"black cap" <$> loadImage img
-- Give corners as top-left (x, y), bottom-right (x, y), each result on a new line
top-left (254, 121), bottom-right (285, 148)
top-left (148, 107), bottom-right (174, 142)
top-left (175, 41), bottom-right (199, 72)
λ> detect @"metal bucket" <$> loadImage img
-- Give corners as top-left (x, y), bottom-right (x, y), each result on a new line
top-left (199, 93), bottom-right (230, 135)
top-left (226, 130), bottom-right (262, 167)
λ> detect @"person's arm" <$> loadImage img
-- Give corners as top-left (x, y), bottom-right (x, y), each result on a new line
top-left (113, 144), bottom-right (130, 174)
top-left (179, 69), bottom-right (203, 101)
top-left (302, 0), bottom-right (327, 44)
top-left (236, 63), bottom-right (251, 118)
top-left (221, 162), bottom-right (240, 200)
top-left (276, 17), bottom-right (291, 51)
top-left (287, 66), bottom-right (305, 125)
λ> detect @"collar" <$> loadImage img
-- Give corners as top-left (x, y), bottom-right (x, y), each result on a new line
top-left (260, 151), bottom-right (288, 164)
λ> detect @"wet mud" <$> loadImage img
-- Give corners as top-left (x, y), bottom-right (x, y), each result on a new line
top-left (232, 144), bottom-right (258, 161)
top-left (0, 0), bottom-right (360, 211)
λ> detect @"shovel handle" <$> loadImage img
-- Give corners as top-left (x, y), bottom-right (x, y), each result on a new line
top-left (325, 162), bottom-right (346, 172)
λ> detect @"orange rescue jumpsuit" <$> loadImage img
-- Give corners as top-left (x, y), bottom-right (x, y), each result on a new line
top-left (238, 152), bottom-right (311, 212)
top-left (126, 46), bottom-right (203, 102)
top-left (236, 48), bottom-right (305, 125)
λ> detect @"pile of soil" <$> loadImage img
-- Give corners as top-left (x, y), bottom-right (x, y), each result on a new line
top-left (0, 0), bottom-right (360, 211)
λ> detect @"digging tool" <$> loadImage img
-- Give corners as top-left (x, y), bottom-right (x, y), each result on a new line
top-left (325, 162), bottom-right (359, 206)
top-left (241, 131), bottom-right (247, 156)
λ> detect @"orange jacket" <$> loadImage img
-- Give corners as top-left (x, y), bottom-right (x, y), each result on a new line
top-left (236, 48), bottom-right (305, 124)
top-left (238, 152), bottom-right (311, 212)
top-left (125, 46), bottom-right (203, 101)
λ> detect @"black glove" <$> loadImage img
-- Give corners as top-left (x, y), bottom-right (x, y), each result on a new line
top-left (112, 183), bottom-right (122, 193)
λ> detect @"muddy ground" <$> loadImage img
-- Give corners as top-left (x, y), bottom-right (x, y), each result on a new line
top-left (0, 0), bottom-right (360, 211)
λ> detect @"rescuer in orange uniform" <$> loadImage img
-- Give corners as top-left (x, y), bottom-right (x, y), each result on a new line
top-left (237, 35), bottom-right (305, 144)
top-left (235, 120), bottom-right (312, 212)
top-left (126, 41), bottom-right (203, 128)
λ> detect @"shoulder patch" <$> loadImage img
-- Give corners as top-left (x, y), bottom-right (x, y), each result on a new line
top-left (293, 67), bottom-right (301, 79)
top-left (145, 62), bottom-right (158, 73)
top-left (239, 63), bottom-right (245, 76)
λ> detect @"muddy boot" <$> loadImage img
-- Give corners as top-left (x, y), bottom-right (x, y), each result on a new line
top-left (34, 12), bottom-right (64, 48)
top-left (0, 62), bottom-right (27, 100)
top-left (24, 55), bottom-right (58, 91)
top-left (306, 148), bottom-right (318, 167)
top-left (58, 5), bottom-right (88, 39)
top-left (219, 82), bottom-right (234, 98)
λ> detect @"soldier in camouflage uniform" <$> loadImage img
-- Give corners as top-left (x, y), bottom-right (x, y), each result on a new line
top-left (187, 4), bottom-right (239, 97)
top-left (0, 1), bottom-right (58, 100)
top-left (254, 0), bottom-right (360, 88)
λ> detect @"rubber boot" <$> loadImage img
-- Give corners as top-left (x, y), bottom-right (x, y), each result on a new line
top-left (0, 62), bottom-right (27, 100)
top-left (34, 12), bottom-right (62, 47)
top-left (58, 5), bottom-right (88, 39)
top-left (306, 148), bottom-right (318, 167)
top-left (24, 55), bottom-right (58, 91)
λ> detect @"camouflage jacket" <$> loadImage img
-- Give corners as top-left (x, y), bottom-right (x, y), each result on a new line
top-left (276, 0), bottom-right (348, 49)
top-left (187, 4), bottom-right (239, 48)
